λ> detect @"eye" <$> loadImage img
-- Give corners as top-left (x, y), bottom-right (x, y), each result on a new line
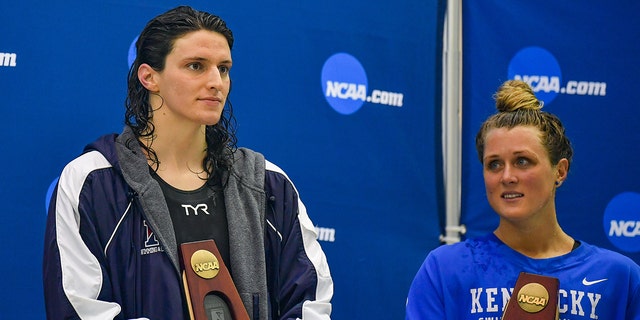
top-left (486, 160), bottom-right (502, 172)
top-left (218, 65), bottom-right (230, 75)
top-left (187, 62), bottom-right (203, 71)
top-left (515, 157), bottom-right (530, 167)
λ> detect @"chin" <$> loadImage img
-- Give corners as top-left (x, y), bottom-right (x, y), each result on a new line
top-left (203, 117), bottom-right (222, 126)
top-left (498, 211), bottom-right (534, 222)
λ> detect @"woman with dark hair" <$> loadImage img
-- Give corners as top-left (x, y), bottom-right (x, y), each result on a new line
top-left (43, 6), bottom-right (333, 320)
top-left (405, 80), bottom-right (640, 319)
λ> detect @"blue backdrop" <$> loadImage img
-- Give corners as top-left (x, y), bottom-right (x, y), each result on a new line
top-left (3, 1), bottom-right (639, 319)
top-left (0, 1), bottom-right (443, 318)
top-left (461, 1), bottom-right (640, 263)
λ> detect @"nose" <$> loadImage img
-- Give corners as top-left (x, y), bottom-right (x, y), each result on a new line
top-left (500, 165), bottom-right (517, 184)
top-left (208, 68), bottom-right (223, 92)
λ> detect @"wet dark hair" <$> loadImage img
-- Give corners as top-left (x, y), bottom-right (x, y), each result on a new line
top-left (124, 5), bottom-right (237, 182)
top-left (475, 80), bottom-right (573, 169)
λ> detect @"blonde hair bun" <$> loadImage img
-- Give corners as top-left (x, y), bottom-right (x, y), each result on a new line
top-left (494, 80), bottom-right (543, 112)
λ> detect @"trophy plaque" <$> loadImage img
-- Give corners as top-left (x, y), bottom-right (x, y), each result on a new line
top-left (502, 272), bottom-right (559, 320)
top-left (180, 240), bottom-right (249, 320)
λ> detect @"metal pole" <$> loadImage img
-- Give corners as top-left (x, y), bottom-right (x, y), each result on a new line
top-left (440, 0), bottom-right (465, 244)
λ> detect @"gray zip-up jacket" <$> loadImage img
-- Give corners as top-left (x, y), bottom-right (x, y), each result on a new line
top-left (43, 126), bottom-right (333, 319)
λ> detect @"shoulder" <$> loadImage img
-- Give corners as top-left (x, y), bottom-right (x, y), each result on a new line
top-left (61, 149), bottom-right (114, 186)
top-left (423, 236), bottom-right (490, 265)
top-left (56, 149), bottom-right (120, 212)
top-left (263, 162), bottom-right (299, 206)
top-left (410, 237), bottom-right (500, 295)
top-left (264, 160), bottom-right (292, 185)
top-left (228, 148), bottom-right (299, 197)
top-left (232, 147), bottom-right (265, 173)
top-left (578, 241), bottom-right (640, 272)
top-left (234, 147), bottom-right (264, 163)
top-left (419, 234), bottom-right (509, 275)
top-left (228, 148), bottom-right (266, 189)
top-left (247, 151), bottom-right (298, 193)
top-left (63, 133), bottom-right (118, 175)
top-left (430, 234), bottom-right (498, 256)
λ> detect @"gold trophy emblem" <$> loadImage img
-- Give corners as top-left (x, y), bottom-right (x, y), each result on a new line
top-left (516, 283), bottom-right (549, 313)
top-left (190, 249), bottom-right (220, 279)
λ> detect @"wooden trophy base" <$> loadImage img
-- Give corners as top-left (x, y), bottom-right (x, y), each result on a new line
top-left (180, 240), bottom-right (249, 320)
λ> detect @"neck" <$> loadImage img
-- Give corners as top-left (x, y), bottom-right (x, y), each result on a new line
top-left (142, 124), bottom-right (209, 190)
top-left (494, 220), bottom-right (574, 259)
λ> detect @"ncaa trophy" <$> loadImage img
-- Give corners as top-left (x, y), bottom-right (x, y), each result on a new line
top-left (180, 240), bottom-right (250, 320)
top-left (502, 272), bottom-right (560, 320)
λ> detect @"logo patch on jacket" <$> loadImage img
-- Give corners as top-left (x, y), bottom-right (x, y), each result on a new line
top-left (141, 220), bottom-right (164, 255)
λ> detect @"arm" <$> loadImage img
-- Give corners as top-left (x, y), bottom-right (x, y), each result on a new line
top-left (405, 254), bottom-right (446, 320)
top-left (264, 163), bottom-right (333, 320)
top-left (627, 260), bottom-right (640, 320)
top-left (42, 152), bottom-right (142, 320)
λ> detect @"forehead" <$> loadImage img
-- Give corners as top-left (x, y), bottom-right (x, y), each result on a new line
top-left (484, 126), bottom-right (545, 155)
top-left (169, 29), bottom-right (231, 59)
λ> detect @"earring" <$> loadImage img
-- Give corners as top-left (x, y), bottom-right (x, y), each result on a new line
top-left (555, 181), bottom-right (560, 186)
top-left (149, 92), bottom-right (165, 111)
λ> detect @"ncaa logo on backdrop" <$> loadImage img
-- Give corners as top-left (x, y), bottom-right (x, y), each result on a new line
top-left (507, 46), bottom-right (607, 105)
top-left (321, 52), bottom-right (404, 115)
top-left (604, 192), bottom-right (640, 252)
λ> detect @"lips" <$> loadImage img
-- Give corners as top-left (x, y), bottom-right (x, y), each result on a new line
top-left (200, 96), bottom-right (221, 103)
top-left (198, 97), bottom-right (223, 107)
top-left (502, 193), bottom-right (523, 199)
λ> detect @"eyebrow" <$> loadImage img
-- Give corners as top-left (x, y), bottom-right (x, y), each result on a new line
top-left (183, 56), bottom-right (232, 64)
top-left (482, 155), bottom-right (498, 163)
top-left (512, 150), bottom-right (534, 157)
top-left (483, 150), bottom-right (531, 161)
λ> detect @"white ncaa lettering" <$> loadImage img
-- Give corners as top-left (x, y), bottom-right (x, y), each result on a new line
top-left (515, 74), bottom-right (607, 97)
top-left (0, 52), bottom-right (17, 67)
top-left (609, 220), bottom-right (640, 237)
top-left (565, 81), bottom-right (606, 96)
top-left (515, 75), bottom-right (560, 93)
top-left (181, 203), bottom-right (211, 216)
top-left (370, 89), bottom-right (404, 107)
top-left (325, 81), bottom-right (366, 101)
top-left (325, 81), bottom-right (405, 107)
